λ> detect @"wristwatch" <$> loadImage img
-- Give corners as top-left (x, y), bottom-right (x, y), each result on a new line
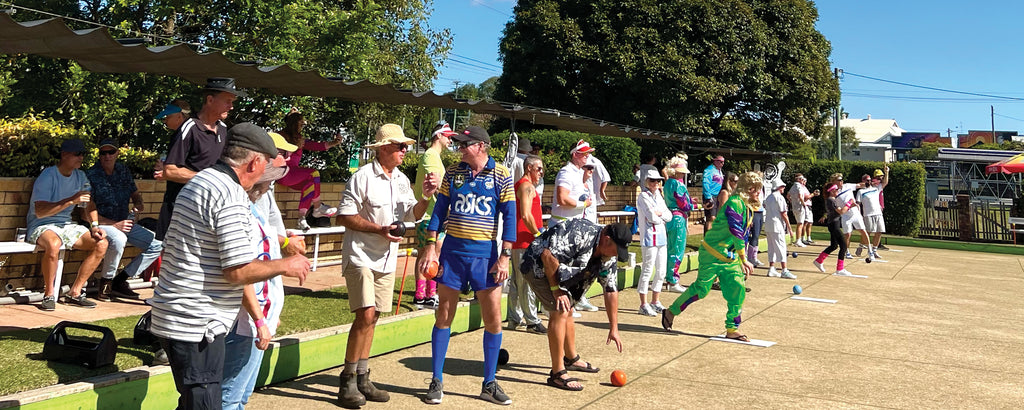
top-left (501, 248), bottom-right (512, 257)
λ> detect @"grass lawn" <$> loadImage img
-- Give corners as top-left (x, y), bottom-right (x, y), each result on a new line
top-left (0, 278), bottom-right (429, 396)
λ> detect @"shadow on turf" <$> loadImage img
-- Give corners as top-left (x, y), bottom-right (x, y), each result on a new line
top-left (575, 319), bottom-right (717, 338)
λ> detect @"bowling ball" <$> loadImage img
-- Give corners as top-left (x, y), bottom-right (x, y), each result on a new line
top-left (389, 221), bottom-right (406, 237)
top-left (498, 348), bottom-right (509, 365)
top-left (865, 257), bottom-right (872, 264)
top-left (792, 285), bottom-right (803, 295)
top-left (610, 369), bottom-right (627, 387)
top-left (791, 251), bottom-right (798, 258)
top-left (425, 261), bottom-right (439, 279)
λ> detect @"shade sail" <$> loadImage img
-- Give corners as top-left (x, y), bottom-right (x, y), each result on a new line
top-left (0, 14), bottom-right (708, 143)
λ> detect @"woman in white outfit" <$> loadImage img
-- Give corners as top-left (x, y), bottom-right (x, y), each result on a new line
top-left (764, 179), bottom-right (797, 279)
top-left (637, 169), bottom-right (673, 316)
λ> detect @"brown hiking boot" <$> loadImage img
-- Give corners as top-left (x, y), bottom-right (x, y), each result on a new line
top-left (357, 370), bottom-right (390, 402)
top-left (337, 371), bottom-right (366, 408)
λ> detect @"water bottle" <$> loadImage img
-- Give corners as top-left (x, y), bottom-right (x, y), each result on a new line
top-left (77, 180), bottom-right (91, 208)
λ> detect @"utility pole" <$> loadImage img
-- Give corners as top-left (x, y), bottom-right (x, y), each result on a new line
top-left (835, 68), bottom-right (842, 161)
top-left (452, 81), bottom-right (461, 127)
top-left (991, 105), bottom-right (996, 143)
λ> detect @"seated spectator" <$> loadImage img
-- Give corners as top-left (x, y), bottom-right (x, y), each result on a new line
top-left (27, 139), bottom-right (108, 311)
top-left (277, 110), bottom-right (345, 227)
top-left (86, 138), bottom-right (163, 301)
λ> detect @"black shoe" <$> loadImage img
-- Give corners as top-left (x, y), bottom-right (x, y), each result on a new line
top-left (480, 380), bottom-right (511, 405)
top-left (96, 279), bottom-right (113, 302)
top-left (152, 348), bottom-right (169, 366)
top-left (877, 244), bottom-right (889, 251)
top-left (425, 377), bottom-right (444, 404)
top-left (338, 371), bottom-right (367, 408)
top-left (357, 370), bottom-right (390, 402)
top-left (110, 271), bottom-right (141, 299)
top-left (661, 308), bottom-right (675, 331)
top-left (526, 323), bottom-right (547, 334)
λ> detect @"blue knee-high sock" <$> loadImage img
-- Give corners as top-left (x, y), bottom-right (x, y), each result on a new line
top-left (431, 326), bottom-right (450, 381)
top-left (482, 330), bottom-right (502, 384)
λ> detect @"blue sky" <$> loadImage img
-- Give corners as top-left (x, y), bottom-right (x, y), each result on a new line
top-left (429, 0), bottom-right (1024, 134)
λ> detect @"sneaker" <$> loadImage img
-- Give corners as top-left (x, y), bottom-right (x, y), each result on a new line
top-left (96, 279), bottom-right (113, 302)
top-left (312, 203), bottom-right (338, 218)
top-left (871, 251), bottom-right (882, 259)
top-left (805, 239), bottom-right (815, 244)
top-left (506, 321), bottom-right (522, 331)
top-left (63, 292), bottom-right (96, 308)
top-left (795, 240), bottom-right (807, 248)
top-left (812, 260), bottom-right (826, 273)
top-left (575, 298), bottom-right (598, 312)
top-left (651, 301), bottom-right (666, 313)
top-left (526, 323), bottom-right (547, 334)
top-left (668, 283), bottom-right (687, 293)
top-left (876, 244), bottom-right (889, 251)
top-left (767, 267), bottom-right (781, 278)
top-left (572, 310), bottom-right (582, 318)
top-left (414, 297), bottom-right (434, 310)
top-left (855, 245), bottom-right (866, 257)
top-left (845, 252), bottom-right (853, 259)
top-left (425, 377), bottom-right (444, 404)
top-left (638, 304), bottom-right (657, 317)
top-left (297, 219), bottom-right (311, 231)
top-left (480, 380), bottom-right (512, 405)
top-left (752, 259), bottom-right (765, 268)
top-left (110, 276), bottom-right (141, 300)
top-left (152, 348), bottom-right (170, 366)
top-left (780, 269), bottom-right (797, 280)
top-left (40, 295), bottom-right (56, 311)
top-left (834, 269), bottom-right (854, 277)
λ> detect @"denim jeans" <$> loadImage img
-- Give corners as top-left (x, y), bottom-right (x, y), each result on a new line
top-left (99, 224), bottom-right (163, 279)
top-left (221, 325), bottom-right (264, 410)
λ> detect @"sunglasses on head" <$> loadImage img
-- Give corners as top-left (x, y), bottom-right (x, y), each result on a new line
top-left (99, 149), bottom-right (117, 156)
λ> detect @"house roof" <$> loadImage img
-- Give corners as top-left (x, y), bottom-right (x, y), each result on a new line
top-left (839, 117), bottom-right (906, 144)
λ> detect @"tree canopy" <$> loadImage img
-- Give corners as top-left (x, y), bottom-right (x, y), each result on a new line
top-left (0, 0), bottom-right (451, 181)
top-left (496, 0), bottom-right (839, 156)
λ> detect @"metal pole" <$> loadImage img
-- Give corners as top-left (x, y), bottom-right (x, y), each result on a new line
top-left (835, 68), bottom-right (842, 161)
top-left (991, 105), bottom-right (996, 143)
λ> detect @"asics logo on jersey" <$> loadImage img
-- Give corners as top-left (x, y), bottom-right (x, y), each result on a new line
top-left (454, 193), bottom-right (493, 216)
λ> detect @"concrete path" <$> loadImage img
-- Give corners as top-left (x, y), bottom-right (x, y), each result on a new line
top-left (246, 244), bottom-right (1024, 409)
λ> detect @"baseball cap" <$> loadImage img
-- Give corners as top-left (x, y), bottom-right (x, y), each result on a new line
top-left (268, 132), bottom-right (298, 152)
top-left (60, 139), bottom-right (85, 153)
top-left (155, 103), bottom-right (183, 120)
top-left (570, 140), bottom-right (596, 155)
top-left (98, 138), bottom-right (118, 149)
top-left (453, 126), bottom-right (491, 145)
top-left (226, 123), bottom-right (278, 158)
top-left (604, 223), bottom-right (633, 261)
top-left (874, 169), bottom-right (884, 177)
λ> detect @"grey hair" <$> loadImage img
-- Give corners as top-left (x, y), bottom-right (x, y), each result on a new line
top-left (221, 145), bottom-right (265, 167)
top-left (524, 155), bottom-right (543, 170)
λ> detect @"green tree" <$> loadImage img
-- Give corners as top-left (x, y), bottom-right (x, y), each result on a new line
top-left (0, 0), bottom-right (451, 181)
top-left (909, 141), bottom-right (949, 161)
top-left (496, 0), bottom-right (838, 155)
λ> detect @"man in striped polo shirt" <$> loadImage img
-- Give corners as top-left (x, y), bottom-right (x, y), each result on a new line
top-left (149, 123), bottom-right (311, 410)
top-left (419, 126), bottom-right (517, 405)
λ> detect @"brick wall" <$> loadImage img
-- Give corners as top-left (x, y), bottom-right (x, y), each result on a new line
top-left (0, 176), bottom-right (653, 291)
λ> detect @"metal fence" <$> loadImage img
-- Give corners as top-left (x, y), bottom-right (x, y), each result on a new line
top-left (918, 199), bottom-right (1014, 242)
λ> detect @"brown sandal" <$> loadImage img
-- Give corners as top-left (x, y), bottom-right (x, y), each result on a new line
top-left (726, 332), bottom-right (750, 342)
top-left (563, 354), bottom-right (600, 373)
top-left (547, 369), bottom-right (584, 391)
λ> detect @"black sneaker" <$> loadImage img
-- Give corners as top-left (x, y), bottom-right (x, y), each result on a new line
top-left (152, 348), bottom-right (169, 366)
top-left (526, 323), bottom-right (547, 334)
top-left (414, 297), bottom-right (437, 310)
top-left (96, 279), bottom-right (113, 302)
top-left (110, 274), bottom-right (141, 299)
top-left (877, 244), bottom-right (889, 251)
top-left (64, 292), bottom-right (97, 308)
top-left (40, 296), bottom-right (56, 311)
top-left (480, 380), bottom-right (511, 405)
top-left (425, 377), bottom-right (443, 404)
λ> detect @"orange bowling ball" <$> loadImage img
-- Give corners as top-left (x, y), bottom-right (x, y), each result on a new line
top-left (424, 261), bottom-right (439, 279)
top-left (610, 369), bottom-right (627, 387)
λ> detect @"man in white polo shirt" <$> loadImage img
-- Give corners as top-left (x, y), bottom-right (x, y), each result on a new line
top-left (550, 140), bottom-right (594, 228)
top-left (859, 166), bottom-right (889, 259)
top-left (334, 124), bottom-right (438, 408)
top-left (149, 123), bottom-right (311, 410)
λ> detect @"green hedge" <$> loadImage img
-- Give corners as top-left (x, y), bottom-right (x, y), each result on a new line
top-left (490, 130), bottom-right (640, 185)
top-left (782, 160), bottom-right (926, 237)
top-left (0, 116), bottom-right (161, 179)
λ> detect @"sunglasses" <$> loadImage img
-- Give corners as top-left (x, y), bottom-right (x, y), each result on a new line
top-left (70, 151), bottom-right (86, 157)
top-left (389, 143), bottom-right (409, 152)
top-left (457, 140), bottom-right (482, 150)
top-left (99, 149), bottom-right (118, 156)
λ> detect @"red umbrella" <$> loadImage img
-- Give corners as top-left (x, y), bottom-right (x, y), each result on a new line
top-left (986, 153), bottom-right (1024, 174)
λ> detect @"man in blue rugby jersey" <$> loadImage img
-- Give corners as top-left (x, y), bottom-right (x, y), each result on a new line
top-left (418, 126), bottom-right (517, 405)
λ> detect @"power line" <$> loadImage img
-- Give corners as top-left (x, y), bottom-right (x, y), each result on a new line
top-left (994, 113), bottom-right (1024, 123)
top-left (843, 71), bottom-right (1024, 101)
top-left (843, 92), bottom-right (1024, 103)
top-left (451, 53), bottom-right (502, 69)
top-left (447, 57), bottom-right (500, 73)
top-left (471, 0), bottom-right (513, 18)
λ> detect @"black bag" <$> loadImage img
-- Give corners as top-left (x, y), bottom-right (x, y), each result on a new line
top-left (133, 311), bottom-right (157, 347)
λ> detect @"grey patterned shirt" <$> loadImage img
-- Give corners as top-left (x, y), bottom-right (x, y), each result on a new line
top-left (521, 218), bottom-right (619, 301)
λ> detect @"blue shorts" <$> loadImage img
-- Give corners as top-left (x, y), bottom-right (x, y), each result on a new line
top-left (437, 250), bottom-right (499, 292)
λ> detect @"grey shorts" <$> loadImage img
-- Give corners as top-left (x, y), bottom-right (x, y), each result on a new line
top-left (864, 215), bottom-right (885, 233)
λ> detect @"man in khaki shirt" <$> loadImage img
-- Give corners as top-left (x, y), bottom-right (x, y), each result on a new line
top-left (334, 124), bottom-right (437, 407)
